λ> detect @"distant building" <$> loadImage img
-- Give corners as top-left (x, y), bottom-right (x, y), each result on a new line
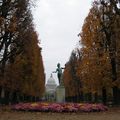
top-left (45, 74), bottom-right (57, 101)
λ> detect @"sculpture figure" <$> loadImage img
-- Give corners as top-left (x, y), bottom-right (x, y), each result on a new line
top-left (53, 63), bottom-right (64, 85)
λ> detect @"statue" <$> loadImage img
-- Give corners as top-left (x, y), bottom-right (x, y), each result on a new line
top-left (53, 63), bottom-right (64, 85)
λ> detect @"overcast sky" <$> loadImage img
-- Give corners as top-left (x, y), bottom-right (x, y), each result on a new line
top-left (32, 0), bottom-right (93, 84)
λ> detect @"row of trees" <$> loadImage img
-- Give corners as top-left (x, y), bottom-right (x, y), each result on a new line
top-left (63, 0), bottom-right (120, 105)
top-left (0, 0), bottom-right (45, 104)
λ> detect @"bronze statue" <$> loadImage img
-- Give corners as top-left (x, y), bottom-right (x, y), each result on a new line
top-left (53, 63), bottom-right (64, 85)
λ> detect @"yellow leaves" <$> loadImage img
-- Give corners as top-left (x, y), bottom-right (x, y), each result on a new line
top-left (112, 80), bottom-right (120, 88)
top-left (31, 103), bottom-right (38, 107)
top-left (8, 16), bottom-right (17, 32)
top-left (75, 5), bottom-right (113, 94)
top-left (8, 22), bottom-right (17, 32)
top-left (64, 3), bottom-right (120, 98)
top-left (0, 17), bottom-right (4, 26)
top-left (0, 0), bottom-right (46, 98)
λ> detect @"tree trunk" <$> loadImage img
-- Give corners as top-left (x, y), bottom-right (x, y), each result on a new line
top-left (102, 88), bottom-right (107, 105)
top-left (0, 87), bottom-right (5, 104)
top-left (110, 57), bottom-right (120, 105)
top-left (1, 87), bottom-right (5, 98)
top-left (113, 86), bottom-right (120, 105)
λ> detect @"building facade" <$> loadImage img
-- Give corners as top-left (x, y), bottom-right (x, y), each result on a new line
top-left (45, 74), bottom-right (57, 102)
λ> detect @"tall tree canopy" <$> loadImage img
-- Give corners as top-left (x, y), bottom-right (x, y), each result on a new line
top-left (0, 0), bottom-right (45, 103)
top-left (63, 0), bottom-right (120, 104)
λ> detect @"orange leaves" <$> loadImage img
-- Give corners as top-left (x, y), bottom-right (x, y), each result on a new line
top-left (63, 4), bottom-right (114, 97)
top-left (0, 0), bottom-right (45, 97)
top-left (0, 17), bottom-right (4, 26)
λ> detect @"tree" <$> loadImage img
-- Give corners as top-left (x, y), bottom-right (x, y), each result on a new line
top-left (63, 50), bottom-right (83, 102)
top-left (0, 0), bottom-right (45, 103)
top-left (95, 0), bottom-right (120, 105)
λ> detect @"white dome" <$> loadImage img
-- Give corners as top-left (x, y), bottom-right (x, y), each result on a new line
top-left (46, 74), bottom-right (57, 93)
top-left (46, 74), bottom-right (57, 85)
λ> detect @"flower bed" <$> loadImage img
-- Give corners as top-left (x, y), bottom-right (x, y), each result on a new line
top-left (11, 102), bottom-right (108, 113)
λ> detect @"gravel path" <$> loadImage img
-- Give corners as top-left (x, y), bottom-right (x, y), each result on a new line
top-left (0, 107), bottom-right (120, 120)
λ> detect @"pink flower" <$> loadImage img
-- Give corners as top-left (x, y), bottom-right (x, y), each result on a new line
top-left (11, 102), bottom-right (108, 112)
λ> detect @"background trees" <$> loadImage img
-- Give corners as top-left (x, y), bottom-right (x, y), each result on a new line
top-left (98, 0), bottom-right (120, 105)
top-left (63, 0), bottom-right (120, 105)
top-left (0, 0), bottom-right (45, 104)
top-left (63, 50), bottom-right (82, 102)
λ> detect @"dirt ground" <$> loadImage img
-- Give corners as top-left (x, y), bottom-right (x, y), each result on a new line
top-left (0, 106), bottom-right (120, 120)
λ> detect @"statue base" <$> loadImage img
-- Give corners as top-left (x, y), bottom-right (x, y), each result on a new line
top-left (56, 85), bottom-right (65, 103)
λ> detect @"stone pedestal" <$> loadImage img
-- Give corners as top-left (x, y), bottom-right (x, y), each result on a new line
top-left (56, 85), bottom-right (65, 103)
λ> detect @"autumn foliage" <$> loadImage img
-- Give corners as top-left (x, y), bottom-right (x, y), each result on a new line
top-left (0, 0), bottom-right (45, 103)
top-left (63, 0), bottom-right (120, 104)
